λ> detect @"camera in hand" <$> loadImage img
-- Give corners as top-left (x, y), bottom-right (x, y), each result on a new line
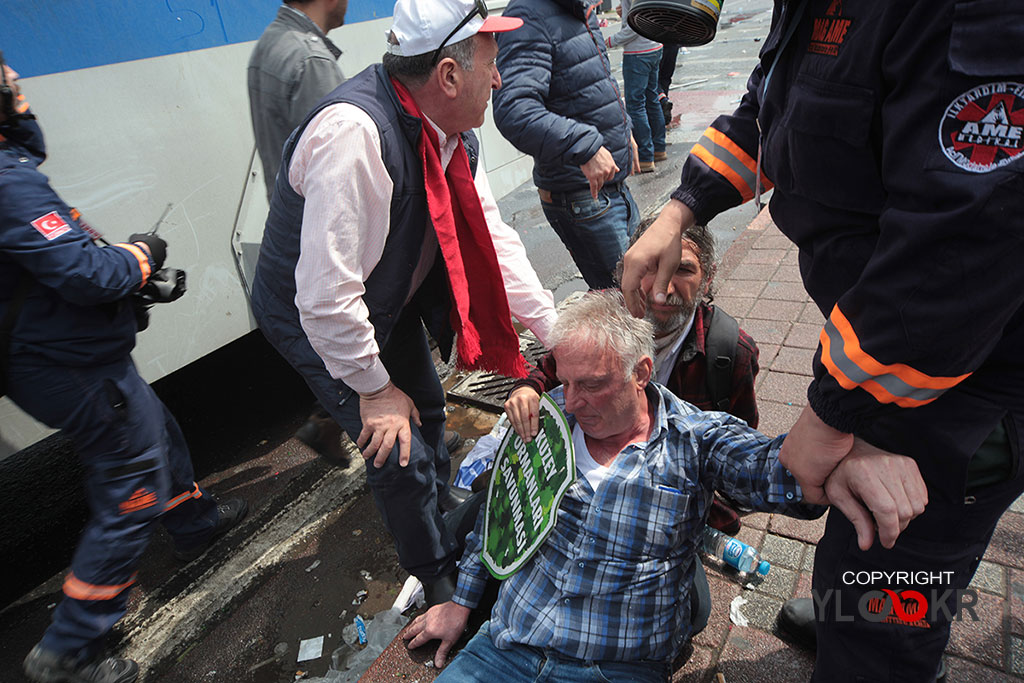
top-left (132, 268), bottom-right (186, 331)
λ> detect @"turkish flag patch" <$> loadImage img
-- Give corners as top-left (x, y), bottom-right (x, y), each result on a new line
top-left (30, 211), bottom-right (72, 241)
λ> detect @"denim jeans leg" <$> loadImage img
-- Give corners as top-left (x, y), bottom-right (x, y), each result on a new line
top-left (435, 622), bottom-right (541, 682)
top-left (540, 184), bottom-right (637, 290)
top-left (622, 52), bottom-right (654, 162)
top-left (645, 51), bottom-right (667, 153)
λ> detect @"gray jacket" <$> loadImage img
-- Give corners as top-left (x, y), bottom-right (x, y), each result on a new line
top-left (607, 0), bottom-right (663, 53)
top-left (248, 5), bottom-right (345, 200)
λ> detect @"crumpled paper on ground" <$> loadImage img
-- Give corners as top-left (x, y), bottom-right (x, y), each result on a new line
top-left (729, 595), bottom-right (749, 627)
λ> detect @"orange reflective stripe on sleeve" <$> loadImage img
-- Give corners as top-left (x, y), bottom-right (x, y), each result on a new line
top-left (705, 128), bottom-right (758, 175)
top-left (164, 482), bottom-right (202, 511)
top-left (819, 305), bottom-right (971, 408)
top-left (115, 242), bottom-right (152, 285)
top-left (691, 144), bottom-right (753, 200)
top-left (63, 572), bottom-right (136, 601)
top-left (690, 127), bottom-right (772, 201)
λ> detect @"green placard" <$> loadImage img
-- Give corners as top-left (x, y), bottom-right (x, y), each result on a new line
top-left (481, 393), bottom-right (575, 579)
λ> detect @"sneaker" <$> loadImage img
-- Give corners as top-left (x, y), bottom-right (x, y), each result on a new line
top-left (295, 413), bottom-right (349, 468)
top-left (173, 498), bottom-right (249, 562)
top-left (24, 644), bottom-right (138, 683)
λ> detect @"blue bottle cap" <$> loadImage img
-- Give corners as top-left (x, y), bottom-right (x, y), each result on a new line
top-left (756, 560), bottom-right (770, 576)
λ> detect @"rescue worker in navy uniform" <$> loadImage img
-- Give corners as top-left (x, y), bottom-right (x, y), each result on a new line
top-left (0, 54), bottom-right (247, 683)
top-left (620, 1), bottom-right (1023, 681)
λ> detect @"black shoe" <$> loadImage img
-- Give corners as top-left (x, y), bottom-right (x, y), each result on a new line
top-left (174, 498), bottom-right (249, 562)
top-left (444, 429), bottom-right (465, 454)
top-left (775, 597), bottom-right (816, 651)
top-left (24, 644), bottom-right (138, 683)
top-left (438, 486), bottom-right (473, 514)
top-left (776, 599), bottom-right (947, 682)
top-left (423, 573), bottom-right (457, 607)
top-left (295, 414), bottom-right (350, 468)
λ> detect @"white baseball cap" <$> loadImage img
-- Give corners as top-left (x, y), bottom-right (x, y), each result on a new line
top-left (387, 0), bottom-right (523, 58)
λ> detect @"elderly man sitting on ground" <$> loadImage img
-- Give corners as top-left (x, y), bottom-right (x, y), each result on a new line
top-left (404, 291), bottom-right (927, 681)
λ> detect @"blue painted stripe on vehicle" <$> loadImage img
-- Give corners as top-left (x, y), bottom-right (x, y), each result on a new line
top-left (2, 0), bottom-right (394, 78)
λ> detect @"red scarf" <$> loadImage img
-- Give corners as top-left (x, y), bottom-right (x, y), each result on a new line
top-left (391, 77), bottom-right (526, 379)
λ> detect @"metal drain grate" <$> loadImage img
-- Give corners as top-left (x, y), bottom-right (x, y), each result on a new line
top-left (447, 334), bottom-right (549, 412)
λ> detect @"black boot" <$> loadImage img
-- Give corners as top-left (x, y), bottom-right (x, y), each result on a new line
top-left (24, 644), bottom-right (138, 683)
top-left (444, 429), bottom-right (465, 454)
top-left (776, 597), bottom-right (816, 650)
top-left (174, 498), bottom-right (249, 562)
top-left (423, 573), bottom-right (457, 607)
top-left (295, 412), bottom-right (349, 467)
top-left (776, 598), bottom-right (948, 682)
top-left (438, 486), bottom-right (473, 514)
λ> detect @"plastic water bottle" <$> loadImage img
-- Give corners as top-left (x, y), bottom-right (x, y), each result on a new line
top-left (701, 525), bottom-right (770, 576)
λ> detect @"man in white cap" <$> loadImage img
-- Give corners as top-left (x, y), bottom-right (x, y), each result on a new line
top-left (250, 0), bottom-right (558, 606)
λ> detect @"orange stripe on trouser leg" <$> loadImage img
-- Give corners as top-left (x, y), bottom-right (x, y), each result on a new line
top-left (164, 482), bottom-right (201, 511)
top-left (63, 572), bottom-right (137, 601)
top-left (119, 487), bottom-right (158, 515)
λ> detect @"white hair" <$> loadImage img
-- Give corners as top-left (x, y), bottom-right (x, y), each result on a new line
top-left (548, 290), bottom-right (655, 380)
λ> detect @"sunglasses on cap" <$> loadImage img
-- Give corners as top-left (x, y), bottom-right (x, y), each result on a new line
top-left (430, 0), bottom-right (488, 66)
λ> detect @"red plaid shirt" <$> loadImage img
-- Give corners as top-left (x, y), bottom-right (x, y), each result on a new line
top-left (516, 302), bottom-right (760, 426)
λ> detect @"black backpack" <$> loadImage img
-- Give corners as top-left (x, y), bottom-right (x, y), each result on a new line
top-left (704, 304), bottom-right (739, 411)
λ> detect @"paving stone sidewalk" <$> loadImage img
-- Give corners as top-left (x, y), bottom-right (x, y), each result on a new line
top-left (365, 208), bottom-right (1024, 683)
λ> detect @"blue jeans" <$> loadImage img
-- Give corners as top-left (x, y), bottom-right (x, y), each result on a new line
top-left (436, 622), bottom-right (670, 683)
top-left (540, 182), bottom-right (639, 290)
top-left (622, 50), bottom-right (666, 162)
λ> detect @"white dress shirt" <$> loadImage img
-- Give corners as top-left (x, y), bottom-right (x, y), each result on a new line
top-left (290, 103), bottom-right (557, 394)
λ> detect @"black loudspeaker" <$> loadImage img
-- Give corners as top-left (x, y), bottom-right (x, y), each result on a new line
top-left (626, 0), bottom-right (724, 47)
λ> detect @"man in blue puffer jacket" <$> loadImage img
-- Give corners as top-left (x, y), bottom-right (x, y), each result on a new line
top-left (493, 0), bottom-right (639, 290)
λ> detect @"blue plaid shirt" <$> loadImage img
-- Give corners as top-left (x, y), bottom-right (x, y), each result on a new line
top-left (452, 382), bottom-right (823, 663)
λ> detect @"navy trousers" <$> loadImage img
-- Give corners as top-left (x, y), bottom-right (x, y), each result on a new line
top-left (812, 400), bottom-right (1024, 683)
top-left (253, 295), bottom-right (458, 582)
top-left (7, 357), bottom-right (218, 661)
